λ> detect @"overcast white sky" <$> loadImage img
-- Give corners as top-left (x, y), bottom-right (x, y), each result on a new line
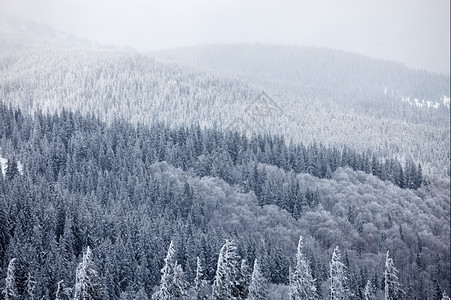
top-left (1, 0), bottom-right (449, 74)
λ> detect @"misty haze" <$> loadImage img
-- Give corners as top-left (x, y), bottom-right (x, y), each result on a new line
top-left (0, 1), bottom-right (449, 300)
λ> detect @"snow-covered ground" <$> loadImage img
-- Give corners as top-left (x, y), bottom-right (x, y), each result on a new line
top-left (443, 96), bottom-right (451, 109)
top-left (400, 95), bottom-right (450, 110)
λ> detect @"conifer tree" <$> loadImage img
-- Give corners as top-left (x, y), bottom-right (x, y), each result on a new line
top-left (364, 279), bottom-right (376, 300)
top-left (25, 272), bottom-right (36, 299)
top-left (194, 257), bottom-right (209, 300)
top-left (384, 251), bottom-right (403, 300)
top-left (5, 157), bottom-right (19, 181)
top-left (3, 258), bottom-right (19, 300)
top-left (248, 259), bottom-right (268, 300)
top-left (173, 265), bottom-right (189, 299)
top-left (73, 246), bottom-right (102, 300)
top-left (152, 241), bottom-right (188, 300)
top-left (238, 259), bottom-right (250, 299)
top-left (329, 246), bottom-right (348, 300)
top-left (56, 280), bottom-right (71, 300)
top-left (212, 239), bottom-right (242, 300)
top-left (56, 280), bottom-right (65, 300)
top-left (289, 236), bottom-right (318, 300)
top-left (0, 209), bottom-right (9, 265)
top-left (212, 240), bottom-right (229, 300)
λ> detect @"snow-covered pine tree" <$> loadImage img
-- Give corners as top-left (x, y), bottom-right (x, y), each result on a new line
top-left (237, 259), bottom-right (250, 299)
top-left (212, 241), bottom-right (229, 300)
top-left (0, 209), bottom-right (9, 267)
top-left (248, 259), bottom-right (268, 300)
top-left (56, 280), bottom-right (65, 300)
top-left (212, 239), bottom-right (242, 300)
top-left (55, 280), bottom-right (72, 300)
top-left (289, 236), bottom-right (318, 300)
top-left (25, 272), bottom-right (36, 299)
top-left (2, 258), bottom-right (18, 300)
top-left (289, 266), bottom-right (294, 300)
top-left (5, 157), bottom-right (19, 181)
top-left (364, 279), bottom-right (376, 300)
top-left (384, 251), bottom-right (403, 300)
top-left (194, 257), bottom-right (209, 300)
top-left (225, 240), bottom-right (242, 300)
top-left (152, 241), bottom-right (189, 300)
top-left (442, 291), bottom-right (450, 300)
top-left (56, 280), bottom-right (64, 300)
top-left (329, 246), bottom-right (349, 300)
top-left (73, 246), bottom-right (102, 300)
top-left (173, 264), bottom-right (189, 299)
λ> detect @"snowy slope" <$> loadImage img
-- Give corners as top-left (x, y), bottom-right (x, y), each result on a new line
top-left (1, 26), bottom-right (449, 175)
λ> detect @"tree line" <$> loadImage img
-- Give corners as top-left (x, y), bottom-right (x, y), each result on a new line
top-left (5, 236), bottom-right (437, 300)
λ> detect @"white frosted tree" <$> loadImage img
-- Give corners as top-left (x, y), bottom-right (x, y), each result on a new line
top-left (25, 272), bottom-right (36, 299)
top-left (329, 246), bottom-right (348, 300)
top-left (73, 246), bottom-right (102, 300)
top-left (56, 280), bottom-right (72, 300)
top-left (364, 279), bottom-right (376, 300)
top-left (384, 251), bottom-right (403, 300)
top-left (289, 236), bottom-right (318, 300)
top-left (152, 241), bottom-right (188, 300)
top-left (212, 239), bottom-right (242, 300)
top-left (248, 259), bottom-right (268, 300)
top-left (3, 258), bottom-right (18, 300)
top-left (173, 264), bottom-right (189, 299)
top-left (238, 259), bottom-right (250, 299)
top-left (194, 257), bottom-right (209, 300)
top-left (212, 240), bottom-right (229, 300)
top-left (56, 280), bottom-right (65, 300)
top-left (442, 291), bottom-right (450, 300)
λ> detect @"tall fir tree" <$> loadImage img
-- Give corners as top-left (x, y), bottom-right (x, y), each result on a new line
top-left (237, 259), bottom-right (250, 299)
top-left (55, 280), bottom-right (71, 300)
top-left (5, 157), bottom-right (19, 181)
top-left (289, 236), bottom-right (318, 300)
top-left (173, 265), bottom-right (189, 299)
top-left (248, 259), bottom-right (268, 300)
top-left (364, 279), bottom-right (376, 300)
top-left (212, 240), bottom-right (229, 300)
top-left (152, 241), bottom-right (188, 300)
top-left (194, 257), bottom-right (209, 300)
top-left (329, 246), bottom-right (348, 300)
top-left (25, 272), bottom-right (36, 300)
top-left (2, 258), bottom-right (19, 300)
top-left (384, 251), bottom-right (403, 300)
top-left (212, 239), bottom-right (242, 300)
top-left (73, 246), bottom-right (102, 300)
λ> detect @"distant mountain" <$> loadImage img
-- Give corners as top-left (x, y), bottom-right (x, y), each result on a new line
top-left (0, 26), bottom-right (449, 175)
top-left (0, 16), bottom-right (91, 50)
top-left (155, 44), bottom-right (450, 122)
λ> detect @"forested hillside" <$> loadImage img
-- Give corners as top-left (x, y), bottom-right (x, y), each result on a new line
top-left (0, 25), bottom-right (449, 176)
top-left (155, 44), bottom-right (450, 121)
top-left (156, 44), bottom-right (451, 175)
top-left (0, 103), bottom-right (449, 299)
top-left (0, 19), bottom-right (450, 300)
